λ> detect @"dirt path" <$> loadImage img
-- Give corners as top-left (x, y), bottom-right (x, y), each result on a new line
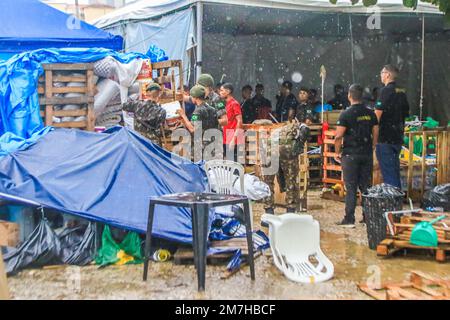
top-left (7, 191), bottom-right (450, 300)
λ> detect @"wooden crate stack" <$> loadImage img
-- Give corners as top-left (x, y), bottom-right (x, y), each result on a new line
top-left (373, 128), bottom-right (450, 202)
top-left (151, 60), bottom-right (184, 105)
top-left (242, 123), bottom-right (285, 170)
top-left (38, 63), bottom-right (95, 130)
top-left (322, 129), bottom-right (344, 197)
top-left (151, 60), bottom-right (186, 152)
top-left (307, 124), bottom-right (323, 185)
top-left (359, 270), bottom-right (450, 300)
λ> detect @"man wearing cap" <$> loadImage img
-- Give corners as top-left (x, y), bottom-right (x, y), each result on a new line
top-left (275, 80), bottom-right (298, 122)
top-left (177, 85), bottom-right (219, 159)
top-left (185, 73), bottom-right (228, 128)
top-left (123, 82), bottom-right (167, 146)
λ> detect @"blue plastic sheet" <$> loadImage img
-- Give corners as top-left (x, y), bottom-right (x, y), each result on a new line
top-left (0, 48), bottom-right (147, 139)
top-left (146, 45), bottom-right (169, 63)
top-left (0, 0), bottom-right (123, 58)
top-left (0, 127), bottom-right (53, 157)
top-left (0, 127), bottom-right (210, 244)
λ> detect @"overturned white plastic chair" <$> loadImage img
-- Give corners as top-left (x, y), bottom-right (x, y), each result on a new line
top-left (204, 160), bottom-right (253, 228)
top-left (261, 213), bottom-right (334, 283)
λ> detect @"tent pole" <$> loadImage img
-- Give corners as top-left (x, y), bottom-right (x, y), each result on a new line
top-left (420, 14), bottom-right (425, 121)
top-left (196, 1), bottom-right (203, 81)
top-left (348, 14), bottom-right (355, 84)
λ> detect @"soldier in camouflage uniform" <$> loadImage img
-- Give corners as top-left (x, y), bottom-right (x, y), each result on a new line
top-left (122, 83), bottom-right (166, 145)
top-left (177, 85), bottom-right (219, 160)
top-left (261, 119), bottom-right (310, 214)
top-left (185, 74), bottom-right (228, 129)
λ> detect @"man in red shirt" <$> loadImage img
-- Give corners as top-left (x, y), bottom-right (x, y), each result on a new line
top-left (219, 83), bottom-right (244, 163)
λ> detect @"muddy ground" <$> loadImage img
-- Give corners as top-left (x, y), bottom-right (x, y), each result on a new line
top-left (7, 191), bottom-right (450, 300)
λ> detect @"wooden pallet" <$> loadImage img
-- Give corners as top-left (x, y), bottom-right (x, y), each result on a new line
top-left (322, 129), bottom-right (343, 187)
top-left (404, 130), bottom-right (448, 201)
top-left (151, 60), bottom-right (184, 105)
top-left (359, 270), bottom-right (450, 300)
top-left (0, 252), bottom-right (9, 300)
top-left (377, 238), bottom-right (450, 262)
top-left (173, 238), bottom-right (252, 266)
top-left (378, 211), bottom-right (450, 262)
top-left (307, 124), bottom-right (322, 185)
top-left (38, 63), bottom-right (95, 131)
top-left (0, 220), bottom-right (19, 247)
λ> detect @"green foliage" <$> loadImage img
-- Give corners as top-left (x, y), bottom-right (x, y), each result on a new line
top-left (329, 0), bottom-right (450, 20)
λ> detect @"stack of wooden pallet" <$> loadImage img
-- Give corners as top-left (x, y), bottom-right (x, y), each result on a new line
top-left (307, 124), bottom-right (322, 185)
top-left (359, 270), bottom-right (450, 300)
top-left (377, 211), bottom-right (450, 262)
top-left (38, 63), bottom-right (96, 131)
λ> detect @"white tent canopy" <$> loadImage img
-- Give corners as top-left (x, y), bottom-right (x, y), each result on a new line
top-left (93, 0), bottom-right (449, 125)
top-left (94, 0), bottom-right (441, 28)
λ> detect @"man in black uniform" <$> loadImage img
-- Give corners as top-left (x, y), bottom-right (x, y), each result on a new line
top-left (275, 80), bottom-right (298, 122)
top-left (296, 87), bottom-right (317, 124)
top-left (177, 85), bottom-right (219, 160)
top-left (335, 84), bottom-right (379, 227)
top-left (375, 65), bottom-right (410, 189)
top-left (328, 84), bottom-right (350, 111)
top-left (252, 84), bottom-right (272, 121)
top-left (241, 84), bottom-right (256, 124)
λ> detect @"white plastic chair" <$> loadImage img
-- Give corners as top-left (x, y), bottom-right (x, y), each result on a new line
top-left (261, 213), bottom-right (334, 283)
top-left (204, 160), bottom-right (253, 228)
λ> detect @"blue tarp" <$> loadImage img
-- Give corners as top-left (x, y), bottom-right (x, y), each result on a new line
top-left (0, 127), bottom-right (210, 244)
top-left (0, 48), bottom-right (146, 140)
top-left (0, 0), bottom-right (123, 60)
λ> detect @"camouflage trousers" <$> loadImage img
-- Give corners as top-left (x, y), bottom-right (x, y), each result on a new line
top-left (261, 156), bottom-right (299, 209)
top-left (280, 156), bottom-right (299, 207)
top-left (138, 130), bottom-right (162, 147)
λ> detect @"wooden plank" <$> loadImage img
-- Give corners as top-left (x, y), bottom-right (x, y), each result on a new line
top-left (152, 60), bottom-right (181, 69)
top-left (42, 63), bottom-right (94, 70)
top-left (86, 69), bottom-right (95, 131)
top-left (52, 75), bottom-right (86, 82)
top-left (40, 96), bottom-right (94, 105)
top-left (0, 252), bottom-right (9, 300)
top-left (323, 165), bottom-right (342, 171)
top-left (53, 121), bottom-right (88, 128)
top-left (52, 86), bottom-right (87, 94)
top-left (421, 131), bottom-right (427, 198)
top-left (45, 70), bottom-right (53, 126)
top-left (53, 109), bottom-right (88, 117)
top-left (0, 221), bottom-right (19, 247)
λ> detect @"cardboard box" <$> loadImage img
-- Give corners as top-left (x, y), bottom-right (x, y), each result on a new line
top-left (0, 220), bottom-right (19, 247)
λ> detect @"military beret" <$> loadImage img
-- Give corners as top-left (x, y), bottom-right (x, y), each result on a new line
top-left (197, 74), bottom-right (214, 88)
top-left (146, 82), bottom-right (161, 92)
top-left (190, 85), bottom-right (206, 98)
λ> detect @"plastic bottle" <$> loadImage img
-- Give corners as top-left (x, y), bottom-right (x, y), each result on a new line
top-left (152, 249), bottom-right (171, 262)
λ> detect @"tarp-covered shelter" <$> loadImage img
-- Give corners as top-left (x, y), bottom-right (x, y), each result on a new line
top-left (0, 0), bottom-right (123, 60)
top-left (94, 0), bottom-right (450, 124)
top-left (0, 127), bottom-right (210, 244)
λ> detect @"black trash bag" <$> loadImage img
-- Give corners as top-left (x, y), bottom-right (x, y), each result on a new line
top-left (422, 183), bottom-right (450, 211)
top-left (364, 183), bottom-right (405, 198)
top-left (59, 223), bottom-right (97, 266)
top-left (362, 184), bottom-right (405, 250)
top-left (4, 218), bottom-right (62, 275)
